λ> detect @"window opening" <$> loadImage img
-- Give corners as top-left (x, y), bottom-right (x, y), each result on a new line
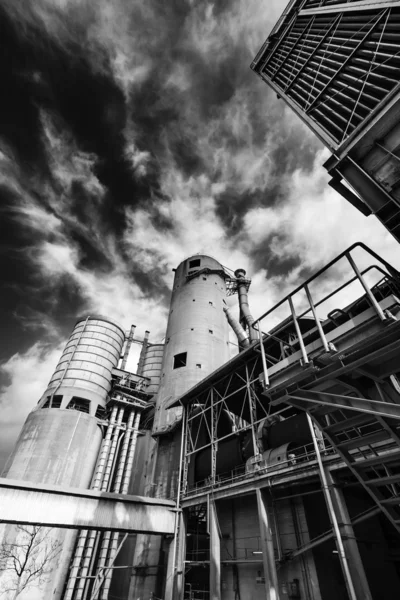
top-left (51, 395), bottom-right (63, 409)
top-left (95, 406), bottom-right (106, 420)
top-left (67, 397), bottom-right (91, 414)
top-left (209, 329), bottom-right (213, 334)
top-left (209, 301), bottom-right (213, 306)
top-left (196, 364), bottom-right (202, 368)
top-left (173, 352), bottom-right (187, 369)
top-left (189, 258), bottom-right (201, 269)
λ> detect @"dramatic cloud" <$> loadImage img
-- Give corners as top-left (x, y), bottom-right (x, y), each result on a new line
top-left (1, 0), bottom-right (399, 465)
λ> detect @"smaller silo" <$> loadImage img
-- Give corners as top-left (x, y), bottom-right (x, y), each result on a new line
top-left (141, 343), bottom-right (165, 396)
top-left (0, 315), bottom-right (125, 600)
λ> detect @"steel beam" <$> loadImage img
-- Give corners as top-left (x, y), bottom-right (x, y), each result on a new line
top-left (300, 0), bottom-right (400, 16)
top-left (0, 478), bottom-right (175, 534)
top-left (284, 390), bottom-right (400, 420)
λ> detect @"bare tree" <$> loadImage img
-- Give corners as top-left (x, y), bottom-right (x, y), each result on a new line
top-left (0, 525), bottom-right (62, 599)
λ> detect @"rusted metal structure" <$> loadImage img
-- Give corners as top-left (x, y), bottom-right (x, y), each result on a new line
top-left (251, 0), bottom-right (400, 240)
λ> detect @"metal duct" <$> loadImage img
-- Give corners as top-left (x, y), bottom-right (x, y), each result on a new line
top-left (223, 304), bottom-right (250, 349)
top-left (234, 269), bottom-right (258, 342)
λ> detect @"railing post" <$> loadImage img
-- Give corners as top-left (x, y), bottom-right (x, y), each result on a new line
top-left (346, 252), bottom-right (386, 321)
top-left (304, 283), bottom-right (330, 353)
top-left (288, 297), bottom-right (309, 365)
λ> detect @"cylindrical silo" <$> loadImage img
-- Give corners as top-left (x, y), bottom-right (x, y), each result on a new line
top-left (141, 343), bottom-right (165, 396)
top-left (153, 254), bottom-right (231, 433)
top-left (129, 256), bottom-right (231, 600)
top-left (0, 315), bottom-right (125, 600)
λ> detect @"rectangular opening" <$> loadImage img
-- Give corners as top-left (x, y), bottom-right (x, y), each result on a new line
top-left (173, 352), bottom-right (187, 369)
top-left (189, 258), bottom-right (201, 269)
top-left (67, 397), bottom-right (91, 414)
top-left (95, 405), bottom-right (106, 420)
top-left (196, 364), bottom-right (202, 368)
top-left (51, 395), bottom-right (63, 409)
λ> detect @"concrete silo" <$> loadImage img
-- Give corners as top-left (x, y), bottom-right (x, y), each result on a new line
top-left (129, 255), bottom-right (231, 600)
top-left (153, 254), bottom-right (231, 433)
top-left (0, 315), bottom-right (125, 600)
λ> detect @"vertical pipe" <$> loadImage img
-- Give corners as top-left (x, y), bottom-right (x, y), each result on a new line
top-left (209, 500), bottom-right (221, 600)
top-left (256, 488), bottom-right (280, 600)
top-left (92, 407), bottom-right (118, 489)
top-left (304, 283), bottom-right (330, 353)
top-left (121, 411), bottom-right (141, 494)
top-left (235, 272), bottom-right (258, 342)
top-left (288, 296), bottom-right (309, 364)
top-left (346, 252), bottom-right (386, 321)
top-left (100, 409), bottom-right (138, 600)
top-left (89, 534), bottom-right (129, 600)
top-left (257, 325), bottom-right (270, 387)
top-left (64, 531), bottom-right (89, 600)
top-left (64, 405), bottom-right (119, 600)
top-left (79, 408), bottom-right (123, 600)
top-left (101, 408), bottom-right (124, 492)
top-left (113, 411), bottom-right (135, 492)
top-left (120, 325), bottom-right (136, 371)
top-left (137, 330), bottom-right (150, 376)
top-left (306, 414), bottom-right (357, 600)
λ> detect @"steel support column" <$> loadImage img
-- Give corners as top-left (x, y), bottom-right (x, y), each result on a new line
top-left (209, 500), bottom-right (221, 600)
top-left (256, 488), bottom-right (280, 600)
top-left (325, 471), bottom-right (373, 600)
top-left (307, 414), bottom-right (358, 600)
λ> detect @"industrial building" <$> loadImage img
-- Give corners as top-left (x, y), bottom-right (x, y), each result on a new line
top-left (251, 0), bottom-right (400, 241)
top-left (1, 245), bottom-right (400, 600)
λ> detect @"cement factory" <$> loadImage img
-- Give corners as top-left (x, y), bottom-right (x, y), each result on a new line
top-left (2, 1), bottom-right (400, 599)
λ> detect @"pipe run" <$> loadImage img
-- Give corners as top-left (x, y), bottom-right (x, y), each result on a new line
top-left (234, 269), bottom-right (258, 342)
top-left (223, 304), bottom-right (250, 349)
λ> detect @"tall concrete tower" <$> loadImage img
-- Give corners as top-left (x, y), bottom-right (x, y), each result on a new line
top-left (0, 316), bottom-right (125, 600)
top-left (129, 255), bottom-right (231, 600)
top-left (153, 254), bottom-right (231, 433)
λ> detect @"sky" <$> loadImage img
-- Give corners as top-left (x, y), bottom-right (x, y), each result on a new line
top-left (0, 0), bottom-right (399, 470)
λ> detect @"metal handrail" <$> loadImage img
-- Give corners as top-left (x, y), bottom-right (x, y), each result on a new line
top-left (253, 242), bottom-right (399, 328)
top-left (252, 242), bottom-right (400, 389)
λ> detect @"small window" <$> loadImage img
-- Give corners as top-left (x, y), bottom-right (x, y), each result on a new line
top-left (209, 329), bottom-right (213, 334)
top-left (209, 301), bottom-right (213, 306)
top-left (52, 395), bottom-right (63, 409)
top-left (173, 352), bottom-right (187, 369)
top-left (203, 277), bottom-right (207, 281)
top-left (192, 299), bottom-right (196, 302)
top-left (196, 364), bottom-right (202, 369)
top-left (189, 259), bottom-right (201, 269)
top-left (67, 397), bottom-right (90, 414)
top-left (191, 328), bottom-right (194, 331)
top-left (95, 406), bottom-right (106, 420)
top-left (42, 397), bottom-right (51, 409)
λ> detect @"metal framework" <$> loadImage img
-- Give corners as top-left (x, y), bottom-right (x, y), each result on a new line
top-left (252, 0), bottom-right (400, 148)
top-left (171, 242), bottom-right (400, 599)
top-left (251, 1), bottom-right (400, 242)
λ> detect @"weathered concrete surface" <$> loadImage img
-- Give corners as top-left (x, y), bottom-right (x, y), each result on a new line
top-left (0, 477), bottom-right (176, 534)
